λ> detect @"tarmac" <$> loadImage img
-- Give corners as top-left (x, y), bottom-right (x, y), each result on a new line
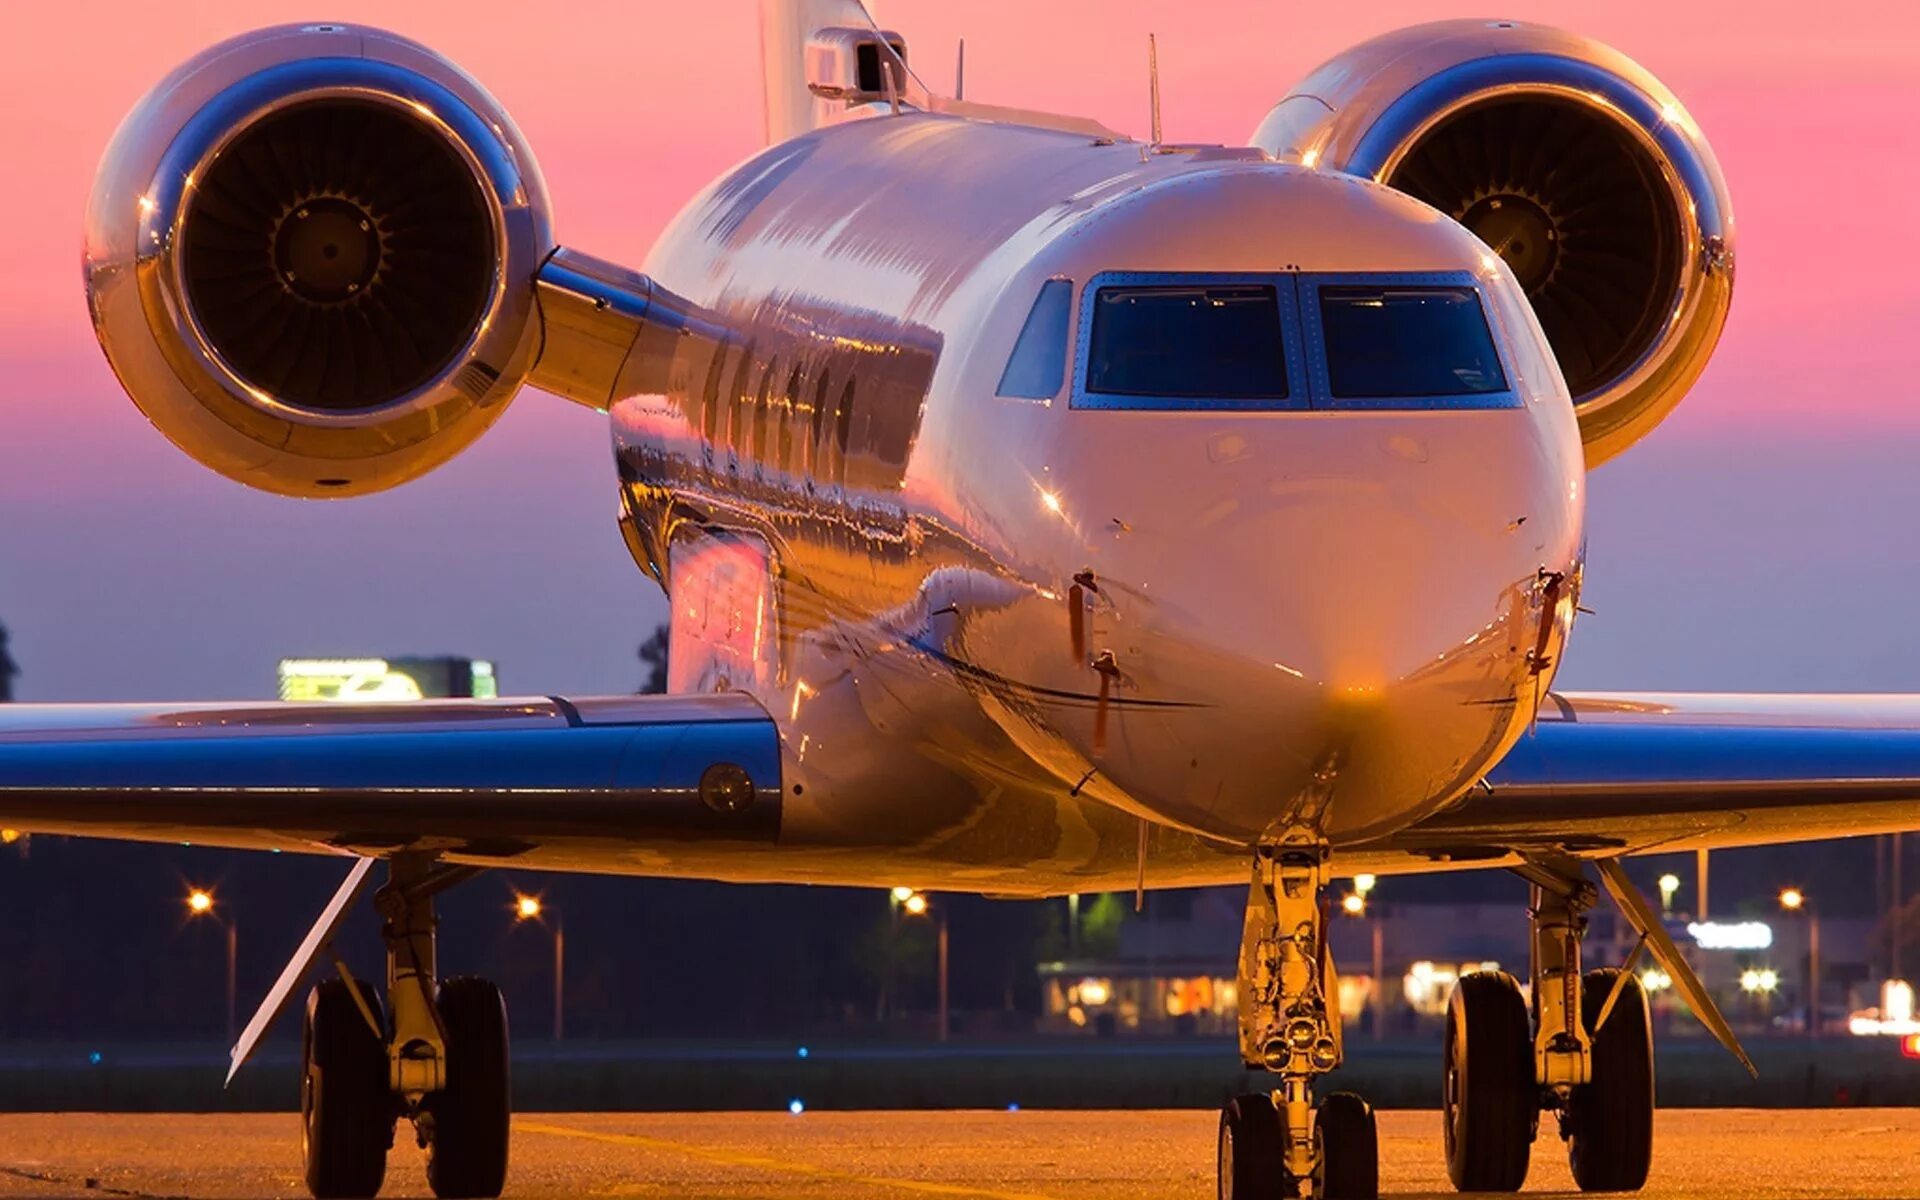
top-left (3, 1109), bottom-right (1919, 1198)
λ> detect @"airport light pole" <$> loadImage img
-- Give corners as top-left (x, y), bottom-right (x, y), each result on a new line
top-left (185, 888), bottom-right (237, 1046)
top-left (1781, 888), bottom-right (1821, 1039)
top-left (1896, 833), bottom-right (1906, 983)
top-left (514, 893), bottom-right (564, 1041)
top-left (902, 890), bottom-right (949, 1042)
top-left (1343, 875), bottom-right (1383, 1039)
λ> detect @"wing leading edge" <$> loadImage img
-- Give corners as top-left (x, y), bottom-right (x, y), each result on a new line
top-left (1400, 692), bottom-right (1920, 859)
top-left (0, 694), bottom-right (782, 859)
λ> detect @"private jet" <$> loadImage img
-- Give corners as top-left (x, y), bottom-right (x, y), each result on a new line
top-left (7, 1), bottom-right (1915, 1196)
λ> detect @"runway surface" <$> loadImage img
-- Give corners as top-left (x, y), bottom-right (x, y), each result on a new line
top-left (2, 1109), bottom-right (1917, 1198)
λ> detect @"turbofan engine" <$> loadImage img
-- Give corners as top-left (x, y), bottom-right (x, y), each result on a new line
top-left (84, 24), bottom-right (554, 496)
top-left (1255, 20), bottom-right (1734, 467)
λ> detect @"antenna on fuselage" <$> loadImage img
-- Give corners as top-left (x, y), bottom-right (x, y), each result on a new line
top-left (1147, 33), bottom-right (1163, 145)
top-left (955, 37), bottom-right (966, 101)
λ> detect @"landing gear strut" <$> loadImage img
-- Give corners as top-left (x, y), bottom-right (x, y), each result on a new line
top-left (1441, 861), bottom-right (1655, 1194)
top-left (1218, 836), bottom-right (1379, 1200)
top-left (299, 856), bottom-right (511, 1200)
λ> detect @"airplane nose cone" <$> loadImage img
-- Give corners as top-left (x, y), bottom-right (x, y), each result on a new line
top-left (1064, 475), bottom-right (1568, 844)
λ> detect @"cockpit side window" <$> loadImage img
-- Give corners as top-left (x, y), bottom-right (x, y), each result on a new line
top-left (996, 278), bottom-right (1073, 400)
top-left (1317, 285), bottom-right (1508, 400)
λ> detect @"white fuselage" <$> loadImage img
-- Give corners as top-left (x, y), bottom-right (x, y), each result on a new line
top-left (611, 107), bottom-right (1585, 885)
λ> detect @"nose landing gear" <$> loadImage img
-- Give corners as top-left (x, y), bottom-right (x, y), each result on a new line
top-left (1219, 836), bottom-right (1380, 1200)
top-left (298, 856), bottom-right (512, 1200)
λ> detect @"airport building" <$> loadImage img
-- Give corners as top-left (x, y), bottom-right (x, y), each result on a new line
top-left (1040, 887), bottom-right (1881, 1038)
top-left (277, 656), bottom-right (499, 702)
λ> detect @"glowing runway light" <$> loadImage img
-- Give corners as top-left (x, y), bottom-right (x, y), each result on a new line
top-left (788, 1099), bottom-right (805, 1115)
top-left (797, 1046), bottom-right (809, 1059)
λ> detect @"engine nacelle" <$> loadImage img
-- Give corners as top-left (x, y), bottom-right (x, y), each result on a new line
top-left (1255, 20), bottom-right (1733, 467)
top-left (84, 24), bottom-right (553, 496)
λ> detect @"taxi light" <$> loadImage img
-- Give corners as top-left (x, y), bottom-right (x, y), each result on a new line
top-left (1902, 1034), bottom-right (1920, 1060)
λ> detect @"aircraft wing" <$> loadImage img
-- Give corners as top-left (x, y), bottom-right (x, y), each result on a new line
top-left (0, 694), bottom-right (782, 858)
top-left (1399, 692), bottom-right (1920, 860)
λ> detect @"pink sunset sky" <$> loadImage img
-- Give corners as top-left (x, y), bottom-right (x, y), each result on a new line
top-left (0, 0), bottom-right (1917, 701)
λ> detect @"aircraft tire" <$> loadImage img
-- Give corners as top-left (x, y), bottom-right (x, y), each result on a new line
top-left (425, 976), bottom-right (512, 1199)
top-left (1318, 1091), bottom-right (1379, 1199)
top-left (1218, 1091), bottom-right (1289, 1199)
top-left (1567, 968), bottom-right (1654, 1192)
top-left (1444, 970), bottom-right (1535, 1192)
top-left (301, 978), bottom-right (393, 1200)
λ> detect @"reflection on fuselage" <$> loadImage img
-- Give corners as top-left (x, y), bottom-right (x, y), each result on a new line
top-left (612, 110), bottom-right (1585, 862)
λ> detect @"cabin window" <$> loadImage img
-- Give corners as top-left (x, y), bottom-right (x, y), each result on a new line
top-left (753, 358), bottom-right (778, 464)
top-left (727, 341), bottom-right (757, 460)
top-left (996, 278), bottom-right (1072, 400)
top-left (1084, 284), bottom-right (1291, 404)
top-left (835, 378), bottom-right (856, 479)
top-left (700, 336), bottom-right (728, 445)
top-left (1316, 285), bottom-right (1508, 400)
top-left (781, 364), bottom-right (803, 470)
top-left (810, 370), bottom-right (831, 468)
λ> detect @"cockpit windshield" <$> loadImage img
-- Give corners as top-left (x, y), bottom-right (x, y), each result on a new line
top-left (1316, 285), bottom-right (1508, 400)
top-left (1067, 270), bottom-right (1518, 411)
top-left (1086, 284), bottom-right (1290, 402)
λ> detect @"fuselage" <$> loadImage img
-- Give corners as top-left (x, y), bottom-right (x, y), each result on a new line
top-left (612, 107), bottom-right (1585, 876)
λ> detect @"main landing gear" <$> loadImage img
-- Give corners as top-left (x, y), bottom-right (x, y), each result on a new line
top-left (300, 855), bottom-right (512, 1200)
top-left (1442, 862), bottom-right (1654, 1193)
top-left (1218, 836), bottom-right (1379, 1200)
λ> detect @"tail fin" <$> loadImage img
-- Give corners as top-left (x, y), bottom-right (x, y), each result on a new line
top-left (760, 0), bottom-right (889, 143)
